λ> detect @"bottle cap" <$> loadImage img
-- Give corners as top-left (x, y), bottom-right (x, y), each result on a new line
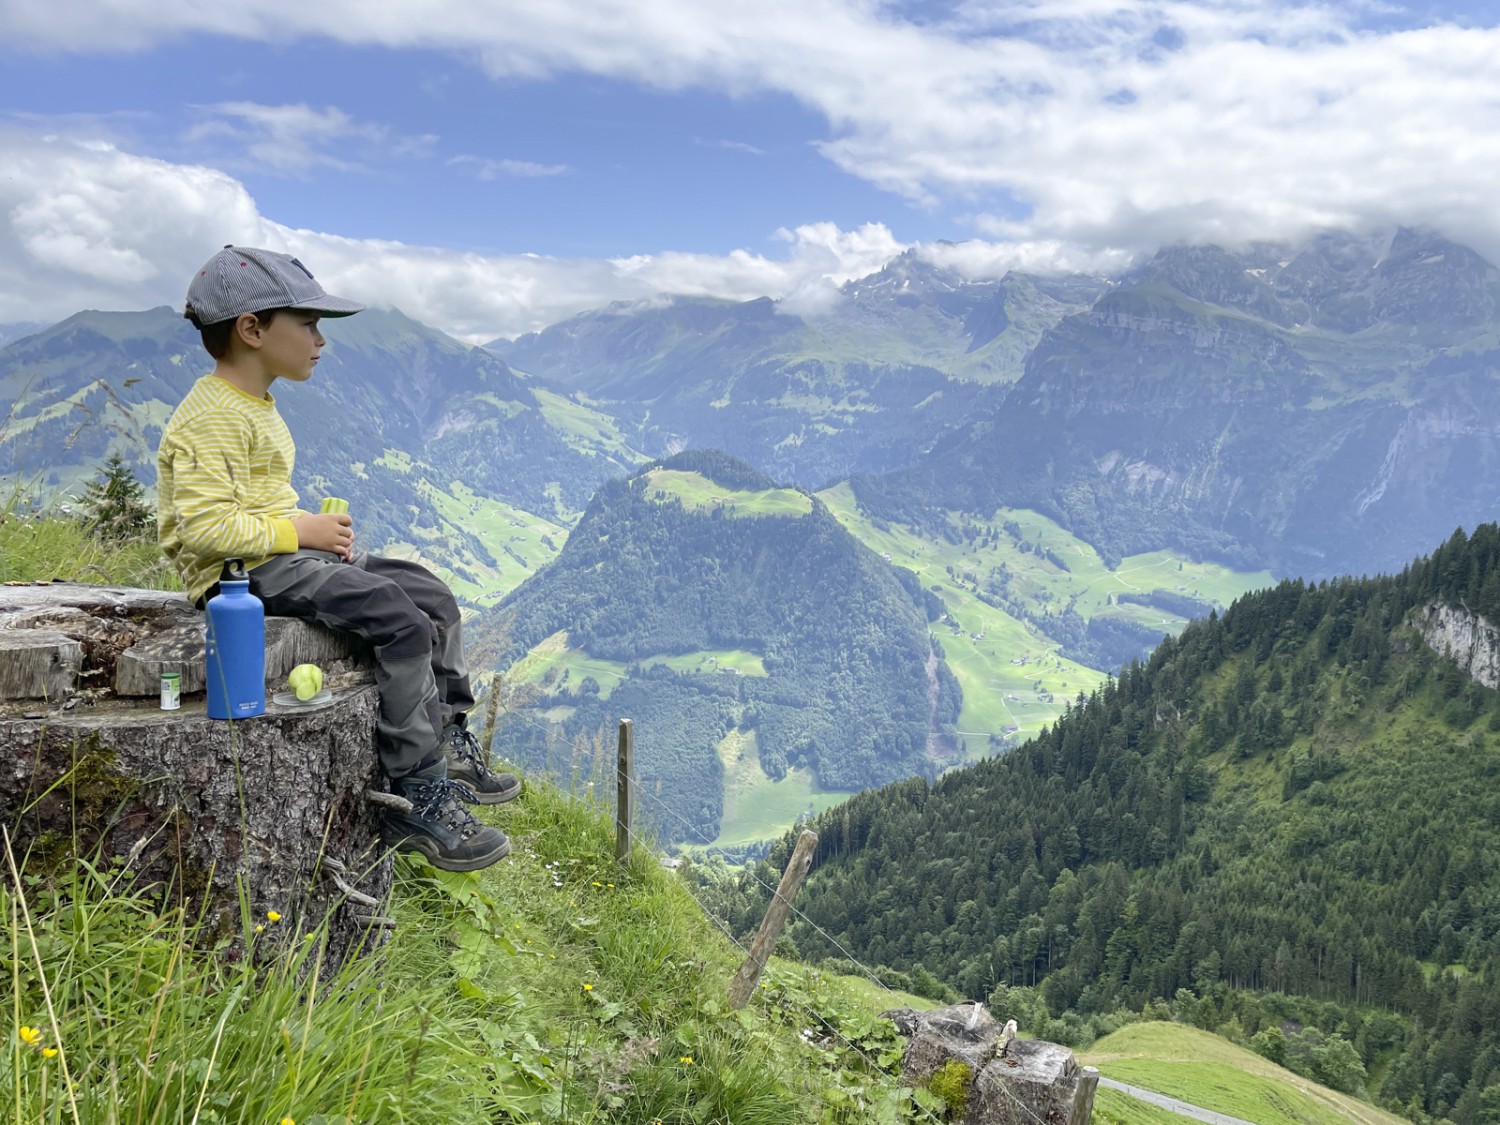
top-left (220, 558), bottom-right (249, 583)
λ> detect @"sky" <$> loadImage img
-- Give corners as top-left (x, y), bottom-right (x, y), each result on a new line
top-left (1, 0), bottom-right (1498, 341)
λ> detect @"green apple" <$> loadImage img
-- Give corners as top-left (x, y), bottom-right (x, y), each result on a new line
top-left (288, 663), bottom-right (324, 701)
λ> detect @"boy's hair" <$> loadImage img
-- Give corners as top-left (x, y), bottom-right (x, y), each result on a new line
top-left (191, 307), bottom-right (285, 360)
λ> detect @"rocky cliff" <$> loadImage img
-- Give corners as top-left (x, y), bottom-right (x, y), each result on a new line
top-left (1417, 601), bottom-right (1500, 690)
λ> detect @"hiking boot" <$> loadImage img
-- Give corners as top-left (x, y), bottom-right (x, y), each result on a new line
top-left (383, 760), bottom-right (510, 872)
top-left (442, 717), bottom-right (522, 805)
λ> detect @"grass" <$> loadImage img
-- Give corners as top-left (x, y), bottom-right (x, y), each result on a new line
top-left (0, 507), bottom-right (178, 589)
top-left (1081, 1023), bottom-right (1406, 1125)
top-left (641, 648), bottom-right (768, 677)
top-left (644, 469), bottom-right (814, 518)
top-left (816, 483), bottom-right (1274, 754)
top-left (532, 388), bottom-right (649, 464)
top-left (707, 729), bottom-right (855, 847)
top-left (509, 630), bottom-right (632, 699)
top-left (2, 774), bottom-right (927, 1124)
top-left (360, 454), bottom-right (570, 608)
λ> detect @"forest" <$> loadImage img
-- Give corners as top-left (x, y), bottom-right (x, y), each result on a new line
top-left (707, 524), bottom-right (1500, 1123)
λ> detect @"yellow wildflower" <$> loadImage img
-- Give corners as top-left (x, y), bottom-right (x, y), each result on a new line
top-left (591, 881), bottom-right (602, 887)
top-left (41, 1047), bottom-right (57, 1059)
top-left (679, 1055), bottom-right (694, 1065)
top-left (18, 1026), bottom-right (42, 1046)
top-left (266, 910), bottom-right (282, 923)
top-left (582, 983), bottom-right (594, 992)
top-left (255, 924), bottom-right (265, 934)
top-left (280, 1117), bottom-right (295, 1125)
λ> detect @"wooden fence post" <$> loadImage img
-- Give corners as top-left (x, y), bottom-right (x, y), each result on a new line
top-left (615, 719), bottom-right (633, 864)
top-left (728, 828), bottom-right (818, 1009)
top-left (1068, 1066), bottom-right (1100, 1125)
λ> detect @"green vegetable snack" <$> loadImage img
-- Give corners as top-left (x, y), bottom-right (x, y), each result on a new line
top-left (287, 663), bottom-right (324, 701)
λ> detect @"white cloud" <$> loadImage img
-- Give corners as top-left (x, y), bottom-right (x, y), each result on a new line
top-left (4, 0), bottom-right (1495, 264)
top-left (5, 2), bottom-right (1500, 332)
top-left (448, 155), bottom-right (570, 179)
top-left (184, 102), bottom-right (437, 175)
top-left (0, 131), bottom-right (908, 339)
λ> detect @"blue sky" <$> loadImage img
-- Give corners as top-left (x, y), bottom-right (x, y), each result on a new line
top-left (1, 0), bottom-right (1498, 339)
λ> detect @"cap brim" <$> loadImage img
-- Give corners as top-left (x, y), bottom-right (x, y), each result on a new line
top-left (291, 295), bottom-right (366, 318)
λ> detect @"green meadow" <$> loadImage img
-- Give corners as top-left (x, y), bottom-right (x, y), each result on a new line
top-left (644, 468), bottom-right (814, 518)
top-left (508, 631), bottom-right (631, 698)
top-left (816, 483), bottom-right (1273, 756)
top-left (532, 387), bottom-right (650, 463)
top-left (642, 648), bottom-right (768, 677)
top-left (1082, 1023), bottom-right (1404, 1125)
top-left (707, 728), bottom-right (856, 847)
top-left (370, 449), bottom-right (567, 608)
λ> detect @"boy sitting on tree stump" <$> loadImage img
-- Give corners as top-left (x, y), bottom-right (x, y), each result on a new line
top-left (156, 244), bottom-right (518, 871)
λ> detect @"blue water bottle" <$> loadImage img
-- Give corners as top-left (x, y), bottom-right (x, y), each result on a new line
top-left (205, 558), bottom-right (265, 720)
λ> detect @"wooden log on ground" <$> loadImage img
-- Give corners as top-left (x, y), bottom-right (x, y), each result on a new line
top-left (0, 583), bottom-right (392, 963)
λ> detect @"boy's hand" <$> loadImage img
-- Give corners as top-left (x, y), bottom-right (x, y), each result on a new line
top-left (293, 512), bottom-right (355, 560)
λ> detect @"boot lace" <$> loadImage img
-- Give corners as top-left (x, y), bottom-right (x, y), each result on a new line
top-left (446, 724), bottom-right (493, 779)
top-left (404, 775), bottom-right (483, 836)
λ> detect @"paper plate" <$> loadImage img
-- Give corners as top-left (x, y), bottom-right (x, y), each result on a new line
top-left (270, 689), bottom-right (334, 709)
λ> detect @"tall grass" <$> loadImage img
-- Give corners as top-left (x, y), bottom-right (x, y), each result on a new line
top-left (0, 487), bottom-right (177, 589)
top-left (2, 831), bottom-right (495, 1123)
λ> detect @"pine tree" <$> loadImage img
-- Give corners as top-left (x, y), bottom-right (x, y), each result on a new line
top-left (79, 453), bottom-right (153, 542)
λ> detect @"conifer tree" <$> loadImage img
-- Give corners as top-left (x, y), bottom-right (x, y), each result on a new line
top-left (79, 453), bottom-right (153, 542)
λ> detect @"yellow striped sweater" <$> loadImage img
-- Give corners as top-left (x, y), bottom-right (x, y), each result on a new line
top-left (157, 375), bottom-right (305, 604)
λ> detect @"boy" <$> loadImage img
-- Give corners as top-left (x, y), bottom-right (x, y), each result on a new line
top-left (158, 245), bottom-right (518, 871)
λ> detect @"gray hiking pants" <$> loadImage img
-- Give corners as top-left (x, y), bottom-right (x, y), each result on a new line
top-left (246, 549), bottom-right (474, 778)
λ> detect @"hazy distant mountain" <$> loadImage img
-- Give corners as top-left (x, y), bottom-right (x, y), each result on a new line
top-left (854, 229), bottom-right (1500, 580)
top-left (490, 259), bottom-right (1106, 486)
top-left (0, 322), bottom-right (45, 349)
top-left (0, 306), bottom-right (644, 599)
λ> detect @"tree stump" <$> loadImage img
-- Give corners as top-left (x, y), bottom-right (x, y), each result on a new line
top-left (0, 583), bottom-right (394, 963)
top-left (883, 1003), bottom-right (1082, 1125)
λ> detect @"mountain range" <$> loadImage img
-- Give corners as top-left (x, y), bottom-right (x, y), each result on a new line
top-left (0, 305), bottom-right (643, 605)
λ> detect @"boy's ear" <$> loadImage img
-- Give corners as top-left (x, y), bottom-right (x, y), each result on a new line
top-left (233, 312), bottom-right (265, 350)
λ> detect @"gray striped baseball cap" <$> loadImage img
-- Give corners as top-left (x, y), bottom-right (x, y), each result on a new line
top-left (184, 245), bottom-right (365, 326)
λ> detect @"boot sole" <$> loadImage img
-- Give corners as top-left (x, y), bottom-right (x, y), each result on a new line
top-left (387, 833), bottom-right (512, 871)
top-left (452, 778), bottom-right (522, 805)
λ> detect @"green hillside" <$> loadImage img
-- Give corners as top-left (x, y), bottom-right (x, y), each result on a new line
top-left (725, 524), bottom-right (1500, 1124)
top-left (1084, 1023), bottom-right (1405, 1125)
top-left (483, 450), bottom-right (961, 846)
top-left (819, 482), bottom-right (1272, 750)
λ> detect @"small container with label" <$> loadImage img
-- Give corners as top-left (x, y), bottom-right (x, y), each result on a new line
top-left (160, 670), bottom-right (181, 711)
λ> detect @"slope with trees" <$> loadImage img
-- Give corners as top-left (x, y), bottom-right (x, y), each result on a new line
top-left (485, 450), bottom-right (962, 842)
top-left (721, 524), bottom-right (1500, 1123)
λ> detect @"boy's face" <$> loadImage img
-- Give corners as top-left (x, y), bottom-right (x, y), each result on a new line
top-left (254, 311), bottom-right (326, 382)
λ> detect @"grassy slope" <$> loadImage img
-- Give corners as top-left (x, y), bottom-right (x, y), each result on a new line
top-left (1082, 1024), bottom-right (1405, 1125)
top-left (374, 448), bottom-right (567, 607)
top-left (817, 482), bottom-right (1273, 751)
top-left (643, 468), bottom-right (814, 517)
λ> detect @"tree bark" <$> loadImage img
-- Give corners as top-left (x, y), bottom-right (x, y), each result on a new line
top-left (0, 583), bottom-right (392, 962)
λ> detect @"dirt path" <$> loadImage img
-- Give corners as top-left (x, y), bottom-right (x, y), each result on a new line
top-left (1099, 1077), bottom-right (1261, 1125)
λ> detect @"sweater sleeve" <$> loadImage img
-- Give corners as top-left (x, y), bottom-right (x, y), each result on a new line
top-left (162, 415), bottom-right (300, 560)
